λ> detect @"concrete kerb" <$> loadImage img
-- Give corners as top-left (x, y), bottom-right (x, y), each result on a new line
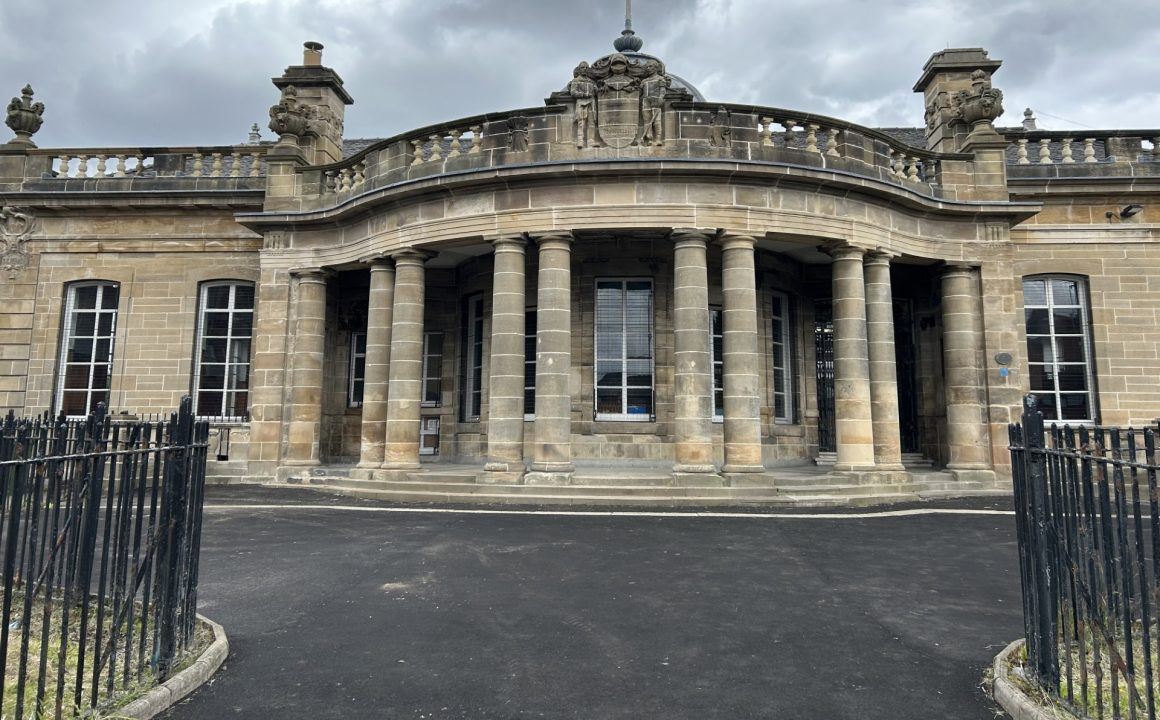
top-left (116, 615), bottom-right (229, 720)
top-left (991, 639), bottom-right (1076, 720)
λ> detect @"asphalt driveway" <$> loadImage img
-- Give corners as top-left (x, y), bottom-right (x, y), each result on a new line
top-left (163, 489), bottom-right (1022, 719)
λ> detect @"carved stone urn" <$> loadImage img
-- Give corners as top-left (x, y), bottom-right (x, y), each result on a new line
top-left (953, 70), bottom-right (1004, 132)
top-left (5, 85), bottom-right (45, 147)
top-left (267, 85), bottom-right (312, 150)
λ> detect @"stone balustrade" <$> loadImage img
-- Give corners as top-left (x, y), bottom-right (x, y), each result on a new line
top-left (33, 146), bottom-right (269, 180)
top-left (1004, 131), bottom-right (1160, 167)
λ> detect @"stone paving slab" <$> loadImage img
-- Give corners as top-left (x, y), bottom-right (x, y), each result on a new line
top-left (163, 486), bottom-right (1022, 719)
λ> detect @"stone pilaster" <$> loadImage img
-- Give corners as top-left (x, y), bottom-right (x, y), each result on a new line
top-left (383, 250), bottom-right (430, 470)
top-left (941, 265), bottom-right (996, 482)
top-left (864, 251), bottom-right (905, 471)
top-left (285, 269), bottom-right (328, 467)
top-left (672, 229), bottom-right (718, 478)
top-left (527, 233), bottom-right (574, 483)
top-left (719, 234), bottom-right (764, 475)
top-left (830, 246), bottom-right (876, 471)
top-left (484, 236), bottom-right (528, 477)
top-left (357, 258), bottom-right (395, 468)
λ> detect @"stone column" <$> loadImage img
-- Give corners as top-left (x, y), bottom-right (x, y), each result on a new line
top-left (357, 258), bottom-right (395, 468)
top-left (527, 233), bottom-right (574, 483)
top-left (382, 250), bottom-right (430, 470)
top-left (941, 264), bottom-right (995, 481)
top-left (864, 251), bottom-right (905, 471)
top-left (484, 236), bottom-right (528, 477)
top-left (719, 234), bottom-right (765, 475)
top-left (830, 246), bottom-right (876, 471)
top-left (285, 269), bottom-right (328, 467)
top-left (672, 229), bottom-right (718, 477)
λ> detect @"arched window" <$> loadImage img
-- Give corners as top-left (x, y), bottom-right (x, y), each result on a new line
top-left (56, 281), bottom-right (120, 417)
top-left (193, 281), bottom-right (255, 420)
top-left (1022, 275), bottom-right (1097, 422)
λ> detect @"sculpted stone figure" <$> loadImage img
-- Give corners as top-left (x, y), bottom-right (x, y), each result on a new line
top-left (709, 106), bottom-right (732, 148)
top-left (639, 63), bottom-right (670, 146)
top-left (569, 63), bottom-right (597, 149)
top-left (507, 115), bottom-right (530, 152)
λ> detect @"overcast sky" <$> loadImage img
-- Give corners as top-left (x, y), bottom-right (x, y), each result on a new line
top-left (1, 0), bottom-right (1157, 148)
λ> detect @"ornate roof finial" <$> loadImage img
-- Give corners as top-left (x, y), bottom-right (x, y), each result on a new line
top-left (614, 0), bottom-right (644, 53)
top-left (5, 85), bottom-right (45, 148)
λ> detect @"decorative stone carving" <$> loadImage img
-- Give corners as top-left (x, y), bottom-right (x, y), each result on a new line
top-left (506, 115), bottom-right (530, 152)
top-left (709, 107), bottom-right (732, 148)
top-left (5, 85), bottom-right (45, 147)
top-left (950, 70), bottom-right (1004, 130)
top-left (924, 92), bottom-right (948, 131)
top-left (551, 51), bottom-right (691, 149)
top-left (0, 206), bottom-right (37, 276)
top-left (268, 85), bottom-right (313, 147)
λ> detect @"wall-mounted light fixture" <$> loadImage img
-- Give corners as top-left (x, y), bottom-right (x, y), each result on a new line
top-left (1106, 204), bottom-right (1146, 222)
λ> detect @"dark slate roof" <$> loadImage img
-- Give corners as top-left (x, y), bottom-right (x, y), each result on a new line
top-left (875, 127), bottom-right (927, 148)
top-left (343, 138), bottom-right (384, 159)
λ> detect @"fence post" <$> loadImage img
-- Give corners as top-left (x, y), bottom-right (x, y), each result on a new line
top-left (152, 398), bottom-right (194, 680)
top-left (1021, 394), bottom-right (1060, 689)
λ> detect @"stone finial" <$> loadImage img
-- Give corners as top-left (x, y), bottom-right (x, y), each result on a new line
top-left (5, 85), bottom-right (45, 147)
top-left (950, 70), bottom-right (1004, 130)
top-left (248, 123), bottom-right (262, 144)
top-left (614, 0), bottom-right (644, 52)
top-left (268, 85), bottom-right (312, 149)
top-left (1022, 108), bottom-right (1037, 131)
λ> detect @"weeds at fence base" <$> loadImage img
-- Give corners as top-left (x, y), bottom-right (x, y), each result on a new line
top-left (1, 590), bottom-right (210, 719)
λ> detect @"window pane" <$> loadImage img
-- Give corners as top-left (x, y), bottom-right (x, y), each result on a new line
top-left (230, 392), bottom-right (250, 417)
top-left (1029, 364), bottom-right (1055, 392)
top-left (95, 339), bottom-right (112, 361)
top-left (68, 338), bottom-right (93, 363)
top-left (233, 313), bottom-right (253, 337)
top-left (625, 359), bottom-right (651, 387)
top-left (1027, 337), bottom-right (1054, 364)
top-left (74, 313), bottom-right (96, 336)
top-left (90, 364), bottom-right (109, 390)
top-left (428, 333), bottom-right (444, 355)
top-left (230, 363), bottom-right (250, 391)
top-left (1056, 337), bottom-right (1087, 364)
top-left (234, 285), bottom-right (255, 310)
top-left (596, 389), bottom-right (621, 414)
top-left (201, 365), bottom-right (225, 390)
top-left (1060, 393), bottom-right (1090, 421)
top-left (62, 391), bottom-right (88, 416)
top-left (64, 365), bottom-right (90, 390)
top-left (1022, 279), bottom-right (1048, 306)
top-left (1025, 309), bottom-right (1050, 335)
top-left (1037, 393), bottom-right (1058, 421)
top-left (198, 392), bottom-right (222, 416)
top-left (626, 389), bottom-right (653, 415)
top-left (1057, 366), bottom-right (1088, 392)
top-left (1052, 280), bottom-right (1080, 306)
top-left (88, 392), bottom-right (107, 411)
top-left (97, 313), bottom-right (115, 336)
top-left (202, 339), bottom-right (227, 363)
top-left (229, 339), bottom-right (252, 365)
top-left (596, 362), bottom-right (622, 387)
top-left (1053, 308), bottom-right (1082, 334)
top-left (206, 285), bottom-right (231, 309)
top-left (774, 394), bottom-right (787, 419)
top-left (425, 380), bottom-right (441, 405)
top-left (204, 312), bottom-right (230, 337)
top-left (75, 286), bottom-right (98, 309)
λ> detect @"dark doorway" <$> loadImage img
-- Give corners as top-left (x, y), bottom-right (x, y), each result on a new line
top-left (813, 299), bottom-right (921, 455)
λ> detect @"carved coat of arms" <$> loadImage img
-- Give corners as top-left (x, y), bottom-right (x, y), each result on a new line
top-left (0, 206), bottom-right (37, 276)
top-left (554, 53), bottom-right (689, 150)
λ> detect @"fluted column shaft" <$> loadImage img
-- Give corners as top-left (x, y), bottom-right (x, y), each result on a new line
top-left (672, 230), bottom-right (716, 474)
top-left (831, 247), bottom-right (876, 470)
top-left (485, 237), bottom-right (528, 473)
top-left (864, 252), bottom-right (904, 471)
top-left (358, 259), bottom-right (395, 468)
top-left (529, 234), bottom-right (574, 477)
top-left (720, 234), bottom-right (764, 473)
top-left (941, 265), bottom-right (992, 471)
top-left (286, 269), bottom-right (328, 466)
top-left (383, 251), bottom-right (429, 469)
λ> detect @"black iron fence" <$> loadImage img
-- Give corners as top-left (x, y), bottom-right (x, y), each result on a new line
top-left (1011, 394), bottom-right (1160, 719)
top-left (0, 398), bottom-right (210, 719)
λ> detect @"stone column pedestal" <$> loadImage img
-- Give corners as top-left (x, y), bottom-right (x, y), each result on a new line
top-left (941, 265), bottom-right (996, 483)
top-left (382, 250), bottom-right (431, 471)
top-left (719, 234), bottom-right (765, 475)
top-left (357, 258), bottom-right (395, 469)
top-left (864, 252), bottom-right (906, 472)
top-left (672, 230), bottom-right (721, 482)
top-left (285, 269), bottom-right (328, 467)
top-left (526, 233), bottom-right (574, 485)
top-left (830, 246), bottom-right (876, 472)
top-left (483, 236), bottom-right (528, 481)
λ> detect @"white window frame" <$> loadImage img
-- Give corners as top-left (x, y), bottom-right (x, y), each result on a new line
top-left (193, 281), bottom-right (255, 420)
top-left (462, 294), bottom-right (485, 422)
top-left (55, 281), bottom-right (120, 418)
top-left (422, 331), bottom-right (444, 408)
top-left (710, 306), bottom-right (724, 423)
top-left (524, 308), bottom-right (536, 421)
top-left (348, 331), bottom-right (367, 409)
top-left (594, 278), bottom-right (655, 422)
top-left (771, 291), bottom-right (794, 424)
top-left (1023, 275), bottom-right (1097, 423)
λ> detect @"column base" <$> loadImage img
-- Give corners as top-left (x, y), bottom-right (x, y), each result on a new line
top-left (673, 463), bottom-right (718, 474)
top-left (946, 466), bottom-right (997, 484)
top-left (873, 463), bottom-right (907, 472)
top-left (524, 470), bottom-right (574, 486)
top-left (381, 461), bottom-right (422, 471)
top-left (722, 464), bottom-right (765, 474)
top-left (479, 466), bottom-right (526, 485)
top-left (833, 463), bottom-right (877, 473)
top-left (673, 470), bottom-right (725, 488)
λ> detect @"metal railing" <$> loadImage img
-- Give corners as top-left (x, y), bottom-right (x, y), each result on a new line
top-left (0, 397), bottom-right (209, 719)
top-left (1010, 394), bottom-right (1160, 719)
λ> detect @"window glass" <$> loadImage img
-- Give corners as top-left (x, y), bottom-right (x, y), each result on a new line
top-left (194, 282), bottom-right (254, 419)
top-left (594, 279), bottom-right (654, 420)
top-left (1022, 276), bottom-right (1095, 422)
top-left (56, 282), bottom-right (119, 417)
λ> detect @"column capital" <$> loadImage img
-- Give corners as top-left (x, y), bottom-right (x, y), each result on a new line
top-left (821, 243), bottom-right (868, 261)
top-left (489, 235), bottom-right (528, 253)
top-left (391, 248), bottom-right (435, 266)
top-left (532, 232), bottom-right (574, 251)
top-left (865, 248), bottom-right (900, 266)
top-left (290, 267), bottom-right (333, 283)
top-left (358, 252), bottom-right (395, 269)
top-left (671, 228), bottom-right (718, 247)
top-left (718, 232), bottom-right (757, 252)
top-left (942, 262), bottom-right (980, 279)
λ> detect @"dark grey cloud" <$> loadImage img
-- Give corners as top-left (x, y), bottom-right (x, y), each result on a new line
top-left (1, 0), bottom-right (1156, 149)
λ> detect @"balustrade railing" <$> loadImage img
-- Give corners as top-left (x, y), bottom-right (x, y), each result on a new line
top-left (1006, 131), bottom-right (1160, 167)
top-left (33, 147), bottom-right (268, 180)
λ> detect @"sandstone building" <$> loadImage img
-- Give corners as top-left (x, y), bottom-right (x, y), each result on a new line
top-left (1, 26), bottom-right (1156, 504)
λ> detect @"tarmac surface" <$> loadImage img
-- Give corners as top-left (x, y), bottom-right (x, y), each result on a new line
top-left (163, 487), bottom-right (1021, 719)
